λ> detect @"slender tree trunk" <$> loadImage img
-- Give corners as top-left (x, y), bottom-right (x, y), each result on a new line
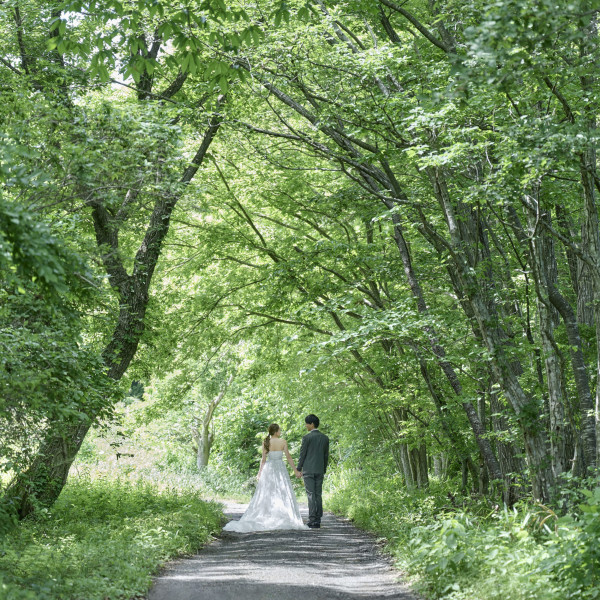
top-left (577, 169), bottom-right (596, 329)
top-left (191, 373), bottom-right (234, 471)
top-left (527, 202), bottom-right (568, 478)
top-left (544, 10), bottom-right (600, 470)
top-left (477, 388), bottom-right (489, 495)
top-left (429, 166), bottom-right (555, 501)
top-left (555, 204), bottom-right (579, 295)
top-left (393, 408), bottom-right (428, 488)
top-left (416, 351), bottom-right (479, 488)
top-left (580, 146), bottom-right (600, 469)
top-left (385, 201), bottom-right (503, 485)
top-left (578, 15), bottom-right (599, 464)
top-left (461, 459), bottom-right (469, 494)
top-left (433, 454), bottom-right (448, 479)
top-left (410, 444), bottom-right (429, 489)
top-left (507, 203), bottom-right (593, 475)
top-left (489, 386), bottom-right (525, 505)
top-left (398, 444), bottom-right (416, 488)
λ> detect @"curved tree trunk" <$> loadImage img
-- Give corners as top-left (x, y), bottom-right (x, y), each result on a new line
top-left (4, 107), bottom-right (223, 519)
top-left (385, 200), bottom-right (504, 485)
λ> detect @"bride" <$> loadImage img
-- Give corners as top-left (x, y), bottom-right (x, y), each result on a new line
top-left (223, 423), bottom-right (308, 532)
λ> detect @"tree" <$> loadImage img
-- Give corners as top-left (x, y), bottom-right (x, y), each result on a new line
top-left (0, 0), bottom-right (282, 516)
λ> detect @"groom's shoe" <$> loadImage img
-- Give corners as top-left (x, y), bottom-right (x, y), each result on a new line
top-left (307, 523), bottom-right (320, 528)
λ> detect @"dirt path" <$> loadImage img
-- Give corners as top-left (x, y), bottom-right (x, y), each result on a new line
top-left (147, 501), bottom-right (416, 600)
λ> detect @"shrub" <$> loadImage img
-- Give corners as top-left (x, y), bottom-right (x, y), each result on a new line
top-left (326, 467), bottom-right (600, 600)
top-left (542, 487), bottom-right (600, 598)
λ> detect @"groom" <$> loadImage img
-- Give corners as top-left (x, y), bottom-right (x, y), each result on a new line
top-left (296, 414), bottom-right (329, 529)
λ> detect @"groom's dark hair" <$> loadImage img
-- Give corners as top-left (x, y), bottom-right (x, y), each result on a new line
top-left (305, 414), bottom-right (320, 428)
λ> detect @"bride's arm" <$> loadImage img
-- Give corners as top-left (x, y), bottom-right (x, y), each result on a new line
top-left (257, 444), bottom-right (267, 480)
top-left (283, 440), bottom-right (301, 477)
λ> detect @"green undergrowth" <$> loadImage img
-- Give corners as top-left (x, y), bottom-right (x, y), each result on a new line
top-left (72, 421), bottom-right (257, 503)
top-left (0, 475), bottom-right (223, 600)
top-left (326, 469), bottom-right (600, 600)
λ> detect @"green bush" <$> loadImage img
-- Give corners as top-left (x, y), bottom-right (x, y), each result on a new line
top-left (542, 487), bottom-right (600, 598)
top-left (0, 476), bottom-right (223, 600)
top-left (326, 467), bottom-right (600, 600)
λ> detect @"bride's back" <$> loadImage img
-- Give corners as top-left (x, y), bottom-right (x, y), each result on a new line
top-left (269, 438), bottom-right (286, 452)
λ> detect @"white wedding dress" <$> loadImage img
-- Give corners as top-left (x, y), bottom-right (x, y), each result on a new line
top-left (223, 450), bottom-right (308, 532)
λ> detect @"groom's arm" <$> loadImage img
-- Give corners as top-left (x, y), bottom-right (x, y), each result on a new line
top-left (324, 436), bottom-right (329, 473)
top-left (297, 435), bottom-right (309, 471)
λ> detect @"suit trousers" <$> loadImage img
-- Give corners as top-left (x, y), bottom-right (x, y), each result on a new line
top-left (303, 472), bottom-right (324, 525)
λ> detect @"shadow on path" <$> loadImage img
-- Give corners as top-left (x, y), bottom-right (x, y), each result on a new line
top-left (147, 502), bottom-right (416, 600)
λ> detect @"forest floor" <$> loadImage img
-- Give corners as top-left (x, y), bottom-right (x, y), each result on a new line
top-left (146, 501), bottom-right (417, 600)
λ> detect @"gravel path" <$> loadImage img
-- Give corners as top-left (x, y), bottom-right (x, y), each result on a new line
top-left (147, 501), bottom-right (416, 600)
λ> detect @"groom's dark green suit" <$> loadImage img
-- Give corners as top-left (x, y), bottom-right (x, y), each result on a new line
top-left (297, 429), bottom-right (329, 527)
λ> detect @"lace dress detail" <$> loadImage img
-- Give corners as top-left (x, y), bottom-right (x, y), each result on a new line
top-left (223, 451), bottom-right (308, 532)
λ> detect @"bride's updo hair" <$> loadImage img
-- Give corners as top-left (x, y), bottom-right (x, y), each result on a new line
top-left (263, 423), bottom-right (280, 452)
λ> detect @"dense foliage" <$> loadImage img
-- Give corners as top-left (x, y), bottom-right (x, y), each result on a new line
top-left (2, 0), bottom-right (600, 597)
top-left (328, 468), bottom-right (600, 600)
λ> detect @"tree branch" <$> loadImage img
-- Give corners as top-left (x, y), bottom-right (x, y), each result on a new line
top-left (379, 0), bottom-right (451, 53)
top-left (0, 55), bottom-right (23, 75)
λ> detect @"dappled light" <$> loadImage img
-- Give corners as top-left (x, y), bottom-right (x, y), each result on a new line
top-left (149, 504), bottom-right (414, 600)
top-left (2, 0), bottom-right (600, 598)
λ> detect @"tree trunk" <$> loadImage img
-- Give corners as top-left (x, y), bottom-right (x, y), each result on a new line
top-left (384, 200), bottom-right (503, 485)
top-left (415, 349), bottom-right (479, 486)
top-left (507, 202), bottom-right (593, 476)
top-left (429, 166), bottom-right (555, 502)
top-left (4, 107), bottom-right (223, 518)
top-left (579, 13), bottom-right (600, 465)
top-left (196, 429), bottom-right (214, 470)
top-left (527, 203), bottom-right (568, 478)
top-left (5, 301), bottom-right (147, 517)
top-left (191, 373), bottom-right (234, 471)
top-left (547, 282), bottom-right (597, 472)
top-left (433, 454), bottom-right (448, 479)
top-left (477, 390), bottom-right (489, 495)
top-left (398, 443), bottom-right (416, 489)
top-left (410, 444), bottom-right (429, 489)
top-left (393, 408), bottom-right (428, 488)
top-left (489, 387), bottom-right (525, 505)
top-left (580, 147), bottom-right (600, 469)
top-left (461, 459), bottom-right (469, 494)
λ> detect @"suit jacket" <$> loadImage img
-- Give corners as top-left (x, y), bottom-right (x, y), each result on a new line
top-left (297, 429), bottom-right (329, 474)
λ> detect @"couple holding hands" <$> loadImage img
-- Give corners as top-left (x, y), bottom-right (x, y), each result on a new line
top-left (223, 414), bottom-right (329, 532)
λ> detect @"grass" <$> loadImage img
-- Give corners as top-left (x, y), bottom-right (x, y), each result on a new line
top-left (0, 475), bottom-right (223, 600)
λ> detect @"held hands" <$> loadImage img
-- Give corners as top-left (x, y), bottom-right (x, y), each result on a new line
top-left (294, 469), bottom-right (303, 478)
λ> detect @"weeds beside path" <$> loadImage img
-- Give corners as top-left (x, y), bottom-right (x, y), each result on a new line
top-left (0, 477), bottom-right (222, 600)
